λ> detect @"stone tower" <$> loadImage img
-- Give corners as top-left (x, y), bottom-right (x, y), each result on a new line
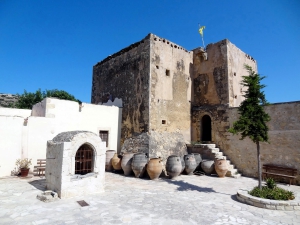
top-left (92, 34), bottom-right (193, 146)
top-left (92, 33), bottom-right (257, 152)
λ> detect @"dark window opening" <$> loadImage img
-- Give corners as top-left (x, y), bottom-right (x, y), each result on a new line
top-left (162, 120), bottom-right (166, 124)
top-left (201, 115), bottom-right (212, 142)
top-left (75, 144), bottom-right (93, 175)
top-left (99, 130), bottom-right (109, 147)
top-left (166, 69), bottom-right (170, 76)
top-left (156, 65), bottom-right (159, 69)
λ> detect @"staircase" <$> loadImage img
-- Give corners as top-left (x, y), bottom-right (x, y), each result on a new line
top-left (188, 143), bottom-right (241, 178)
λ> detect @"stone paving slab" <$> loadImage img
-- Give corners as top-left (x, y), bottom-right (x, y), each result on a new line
top-left (0, 173), bottom-right (300, 225)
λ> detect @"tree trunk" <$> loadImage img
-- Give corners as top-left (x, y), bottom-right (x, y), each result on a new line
top-left (257, 141), bottom-right (262, 189)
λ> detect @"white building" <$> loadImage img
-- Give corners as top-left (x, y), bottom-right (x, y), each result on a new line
top-left (0, 98), bottom-right (122, 177)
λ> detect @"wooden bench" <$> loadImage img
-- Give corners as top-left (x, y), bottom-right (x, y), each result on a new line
top-left (262, 164), bottom-right (297, 185)
top-left (34, 159), bottom-right (46, 176)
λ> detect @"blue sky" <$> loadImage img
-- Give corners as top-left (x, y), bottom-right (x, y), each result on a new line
top-left (0, 0), bottom-right (299, 103)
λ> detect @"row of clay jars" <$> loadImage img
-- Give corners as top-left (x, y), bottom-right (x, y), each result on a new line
top-left (121, 152), bottom-right (163, 180)
top-left (201, 159), bottom-right (228, 178)
top-left (166, 154), bottom-right (202, 179)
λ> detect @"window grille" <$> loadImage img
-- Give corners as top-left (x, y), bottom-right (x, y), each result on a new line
top-left (75, 144), bottom-right (93, 175)
top-left (99, 130), bottom-right (109, 147)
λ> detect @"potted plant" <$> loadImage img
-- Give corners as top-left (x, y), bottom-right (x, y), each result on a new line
top-left (15, 158), bottom-right (32, 177)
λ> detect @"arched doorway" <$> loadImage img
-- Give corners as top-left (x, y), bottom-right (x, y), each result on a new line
top-left (201, 115), bottom-right (212, 142)
top-left (75, 144), bottom-right (94, 175)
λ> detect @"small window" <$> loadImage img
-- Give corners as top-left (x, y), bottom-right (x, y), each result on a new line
top-left (156, 65), bottom-right (159, 69)
top-left (99, 131), bottom-right (109, 147)
top-left (162, 120), bottom-right (166, 124)
top-left (166, 69), bottom-right (170, 76)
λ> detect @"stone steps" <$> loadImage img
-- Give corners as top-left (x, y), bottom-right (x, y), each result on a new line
top-left (197, 144), bottom-right (242, 178)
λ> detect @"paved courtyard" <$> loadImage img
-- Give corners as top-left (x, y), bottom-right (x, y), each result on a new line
top-left (0, 172), bottom-right (299, 225)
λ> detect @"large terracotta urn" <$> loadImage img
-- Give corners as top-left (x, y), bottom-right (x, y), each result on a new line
top-left (201, 160), bottom-right (215, 175)
top-left (214, 158), bottom-right (228, 178)
top-left (111, 153), bottom-right (122, 171)
top-left (166, 155), bottom-right (182, 179)
top-left (147, 158), bottom-right (162, 180)
top-left (105, 150), bottom-right (116, 171)
top-left (131, 153), bottom-right (149, 178)
top-left (121, 152), bottom-right (135, 176)
top-left (184, 154), bottom-right (197, 175)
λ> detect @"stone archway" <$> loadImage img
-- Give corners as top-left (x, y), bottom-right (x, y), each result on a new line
top-left (201, 115), bottom-right (212, 142)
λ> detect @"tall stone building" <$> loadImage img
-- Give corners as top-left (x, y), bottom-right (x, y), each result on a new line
top-left (92, 33), bottom-right (300, 183)
top-left (91, 33), bottom-right (256, 145)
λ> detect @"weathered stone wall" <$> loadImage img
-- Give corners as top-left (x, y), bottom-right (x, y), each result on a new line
top-left (149, 35), bottom-right (193, 141)
top-left (192, 40), bottom-right (229, 106)
top-left (191, 105), bottom-right (230, 144)
top-left (227, 42), bottom-right (257, 107)
top-left (192, 40), bottom-right (257, 108)
top-left (225, 101), bottom-right (300, 184)
top-left (193, 101), bottom-right (300, 184)
top-left (0, 94), bottom-right (19, 108)
top-left (92, 35), bottom-right (151, 145)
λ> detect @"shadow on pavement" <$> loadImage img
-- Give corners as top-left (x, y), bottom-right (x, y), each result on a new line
top-left (29, 179), bottom-right (47, 191)
top-left (164, 179), bottom-right (216, 193)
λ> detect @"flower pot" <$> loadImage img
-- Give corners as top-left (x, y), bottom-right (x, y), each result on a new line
top-left (166, 155), bottom-right (182, 179)
top-left (214, 158), bottom-right (228, 178)
top-left (20, 168), bottom-right (29, 177)
top-left (105, 150), bottom-right (116, 171)
top-left (147, 158), bottom-right (162, 180)
top-left (131, 153), bottom-right (148, 178)
top-left (111, 153), bottom-right (122, 171)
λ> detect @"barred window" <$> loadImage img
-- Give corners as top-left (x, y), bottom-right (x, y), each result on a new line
top-left (75, 144), bottom-right (93, 175)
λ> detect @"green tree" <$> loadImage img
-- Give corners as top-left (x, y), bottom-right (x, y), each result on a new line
top-left (12, 89), bottom-right (81, 109)
top-left (229, 65), bottom-right (270, 189)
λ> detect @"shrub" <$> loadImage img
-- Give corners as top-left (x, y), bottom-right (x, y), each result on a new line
top-left (249, 185), bottom-right (295, 201)
top-left (15, 158), bottom-right (32, 170)
top-left (265, 178), bottom-right (276, 189)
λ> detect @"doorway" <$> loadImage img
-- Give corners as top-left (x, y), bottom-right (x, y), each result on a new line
top-left (201, 115), bottom-right (212, 142)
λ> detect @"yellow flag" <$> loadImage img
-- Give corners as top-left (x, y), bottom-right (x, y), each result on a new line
top-left (199, 26), bottom-right (205, 37)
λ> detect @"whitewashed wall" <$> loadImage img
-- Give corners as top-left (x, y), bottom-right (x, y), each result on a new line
top-left (0, 108), bottom-right (31, 177)
top-left (0, 98), bottom-right (121, 177)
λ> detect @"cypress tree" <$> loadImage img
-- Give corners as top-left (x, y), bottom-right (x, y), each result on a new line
top-left (229, 65), bottom-right (270, 189)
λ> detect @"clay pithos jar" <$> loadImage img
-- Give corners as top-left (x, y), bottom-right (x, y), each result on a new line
top-left (121, 152), bottom-right (135, 176)
top-left (193, 153), bottom-right (202, 171)
top-left (214, 158), bottom-right (228, 178)
top-left (166, 155), bottom-right (182, 179)
top-left (111, 153), bottom-right (122, 171)
top-left (201, 160), bottom-right (215, 175)
top-left (105, 150), bottom-right (116, 171)
top-left (131, 153), bottom-right (149, 178)
top-left (147, 157), bottom-right (163, 180)
top-left (184, 154), bottom-right (197, 175)
top-left (180, 156), bottom-right (185, 174)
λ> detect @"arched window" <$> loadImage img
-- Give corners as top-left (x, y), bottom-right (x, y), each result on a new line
top-left (201, 115), bottom-right (212, 142)
top-left (75, 144), bottom-right (94, 175)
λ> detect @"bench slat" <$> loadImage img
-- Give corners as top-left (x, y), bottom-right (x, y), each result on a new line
top-left (262, 172), bottom-right (296, 179)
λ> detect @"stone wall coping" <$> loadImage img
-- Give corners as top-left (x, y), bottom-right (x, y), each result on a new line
top-left (237, 189), bottom-right (300, 211)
